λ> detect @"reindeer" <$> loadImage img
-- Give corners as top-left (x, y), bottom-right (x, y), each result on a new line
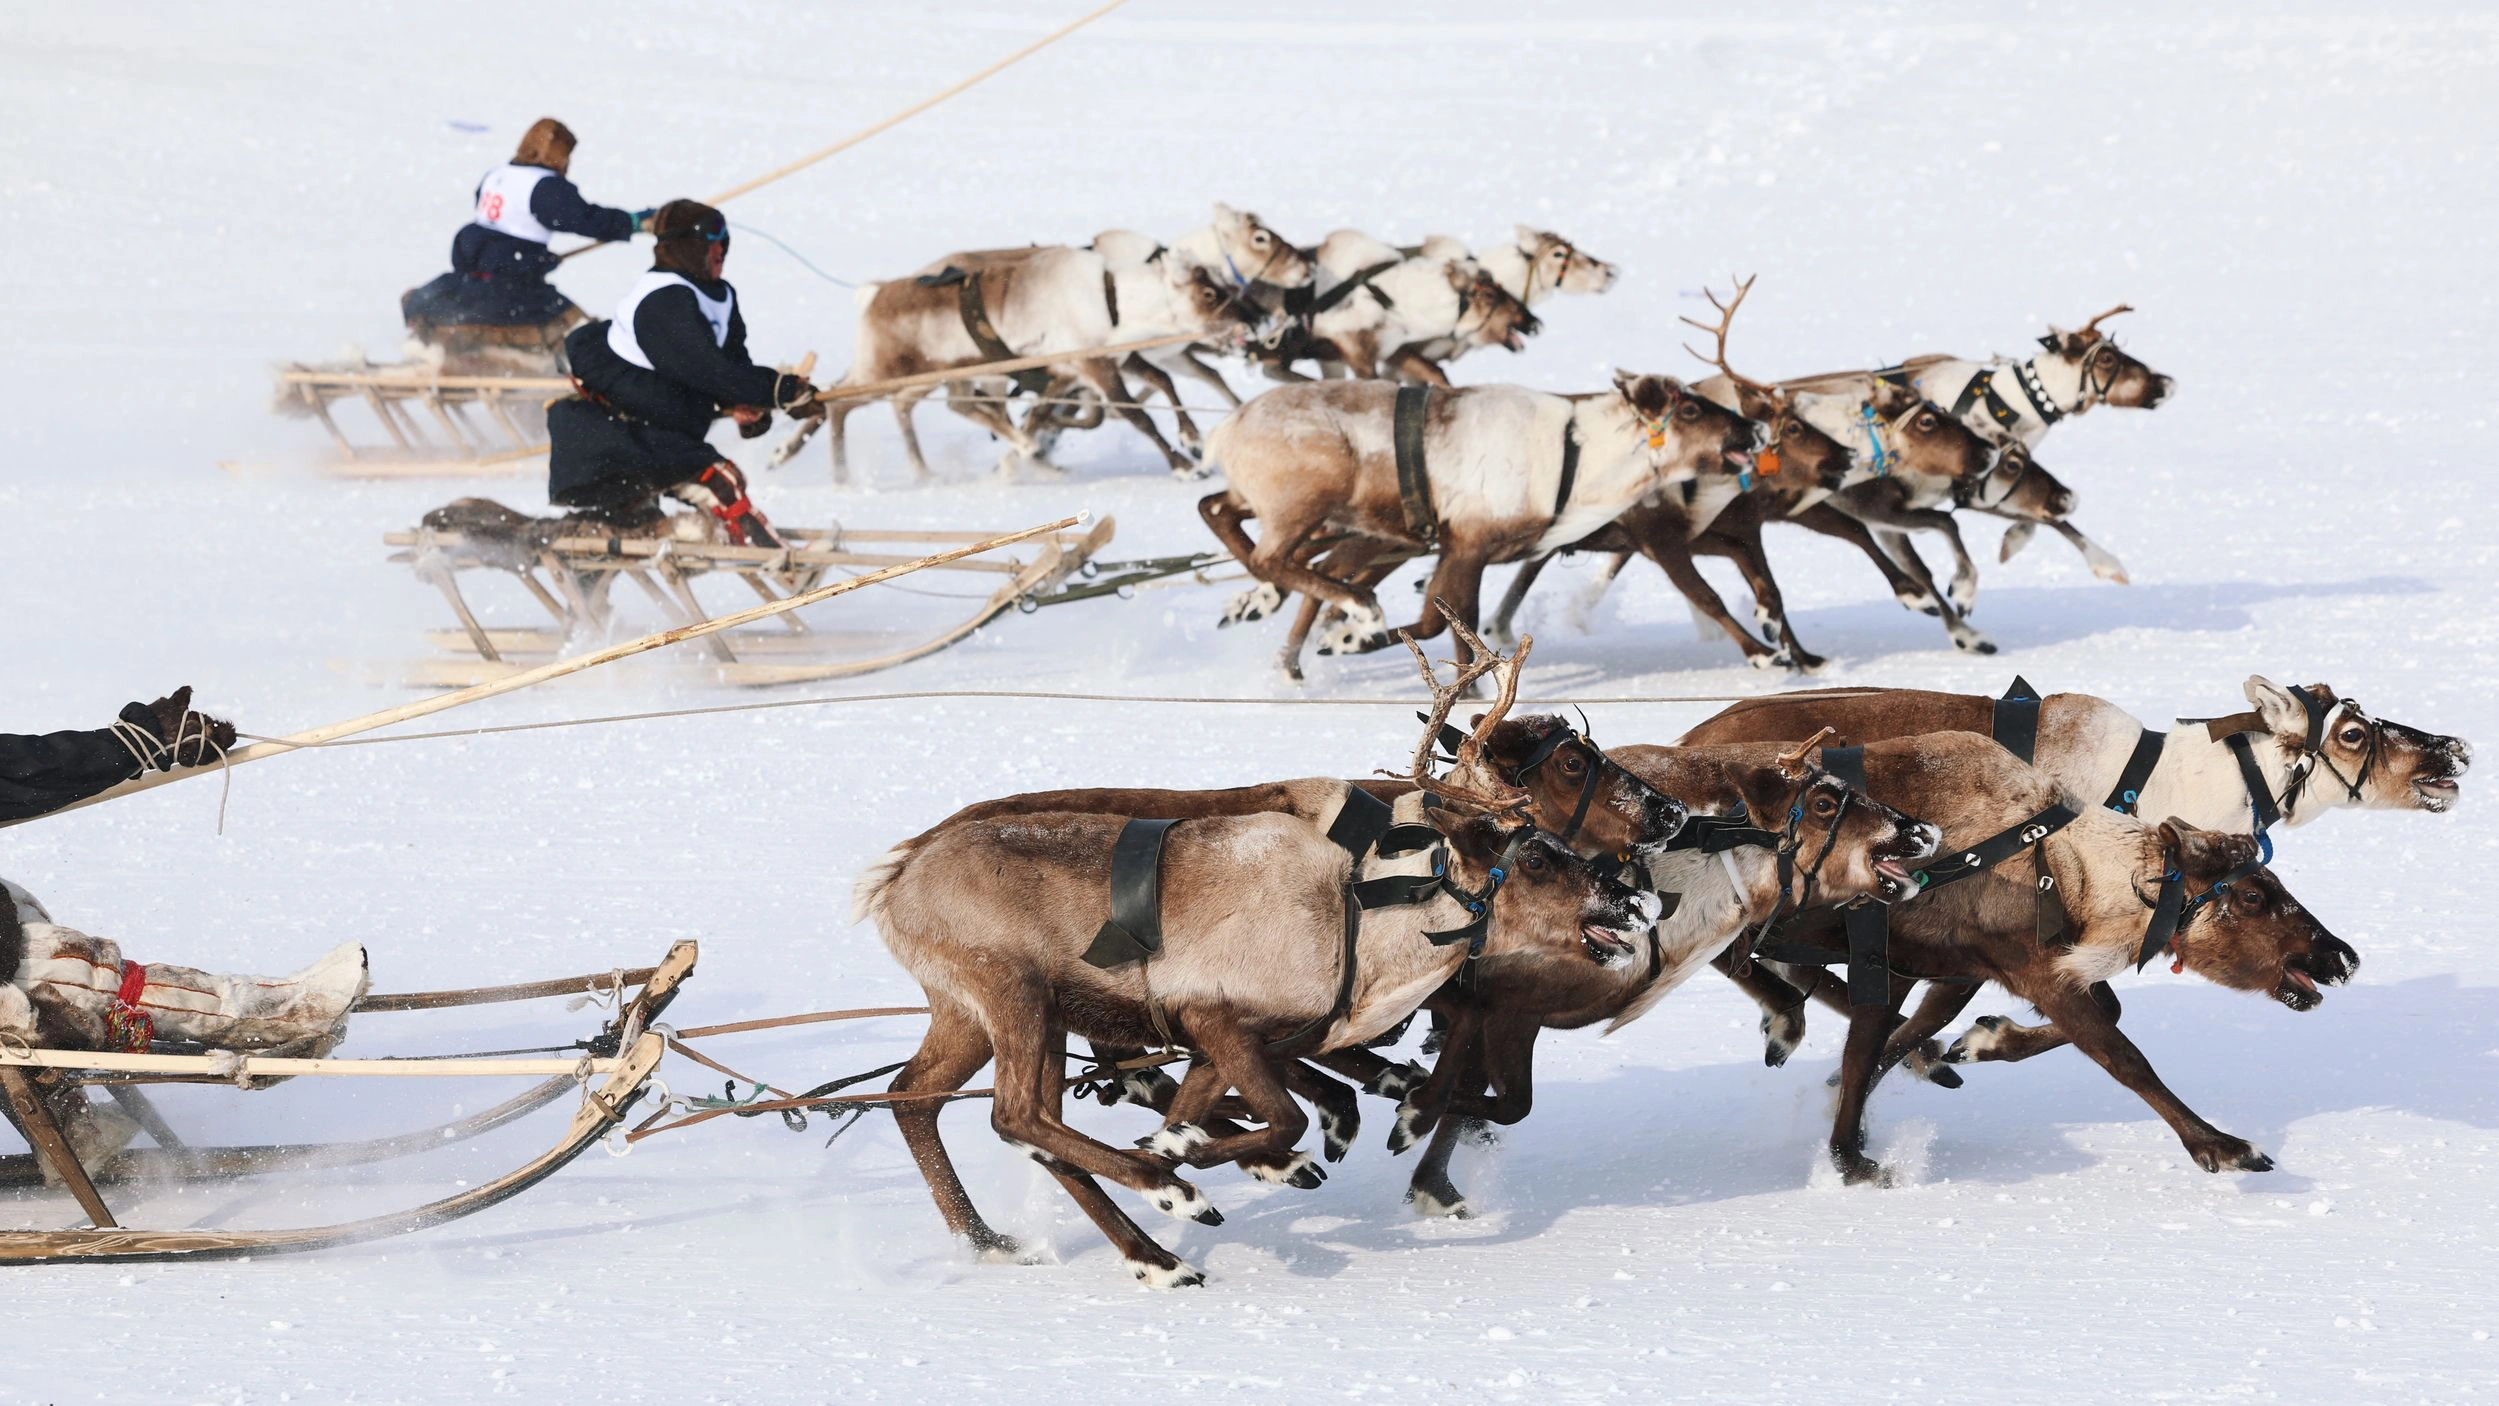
top-left (1678, 675), bottom-right (2467, 1073)
top-left (1201, 373), bottom-right (1762, 680)
top-left (1257, 231), bottom-right (1543, 386)
top-left (1339, 730), bottom-right (1940, 1217)
top-left (1640, 734), bottom-right (2357, 1185)
top-left (1401, 226), bottom-right (1620, 374)
top-left (1791, 304), bottom-right (2173, 582)
top-left (810, 244), bottom-right (1255, 485)
top-left (1088, 203), bottom-right (1317, 449)
top-left (857, 639), bottom-right (1660, 1286)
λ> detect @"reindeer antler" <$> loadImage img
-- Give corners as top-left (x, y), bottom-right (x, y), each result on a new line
top-left (2077, 303), bottom-right (2134, 337)
top-left (1678, 275), bottom-right (1771, 393)
top-left (1774, 726), bottom-right (1837, 780)
top-left (1383, 603), bottom-right (1535, 818)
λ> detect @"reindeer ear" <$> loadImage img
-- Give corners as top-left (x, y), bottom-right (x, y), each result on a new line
top-left (1735, 765), bottom-right (1800, 829)
top-left (1514, 223), bottom-right (1541, 247)
top-left (2160, 819), bottom-right (2255, 881)
top-left (1211, 202), bottom-right (1247, 234)
top-left (2242, 676), bottom-right (2312, 738)
top-left (1618, 374), bottom-right (1669, 418)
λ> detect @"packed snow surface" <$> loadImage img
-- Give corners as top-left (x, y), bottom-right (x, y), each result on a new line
top-left (3, 2), bottom-right (2495, 1401)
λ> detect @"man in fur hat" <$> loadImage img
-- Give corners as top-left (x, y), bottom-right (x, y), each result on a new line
top-left (2, 693), bottom-right (366, 1177)
top-left (546, 199), bottom-right (821, 548)
top-left (402, 117), bottom-right (653, 359)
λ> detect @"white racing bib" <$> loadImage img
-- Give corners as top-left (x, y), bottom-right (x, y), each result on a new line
top-left (606, 271), bottom-right (735, 370)
top-left (471, 163), bottom-right (557, 244)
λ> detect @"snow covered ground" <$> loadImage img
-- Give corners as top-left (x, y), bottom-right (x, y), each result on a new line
top-left (4, 1), bottom-right (2497, 1400)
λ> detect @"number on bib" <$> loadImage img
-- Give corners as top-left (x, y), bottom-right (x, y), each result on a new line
top-left (481, 193), bottom-right (504, 221)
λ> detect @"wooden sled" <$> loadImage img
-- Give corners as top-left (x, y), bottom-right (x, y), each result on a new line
top-left (0, 941), bottom-right (696, 1264)
top-left (273, 361), bottom-right (568, 480)
top-left (383, 516), bottom-right (1115, 689)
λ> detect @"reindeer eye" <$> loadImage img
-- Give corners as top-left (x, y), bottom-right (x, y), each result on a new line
top-left (1561, 754), bottom-right (1586, 776)
top-left (1251, 232), bottom-right (1270, 248)
top-left (1812, 794), bottom-right (1836, 815)
top-left (2339, 726), bottom-right (2365, 745)
top-left (1523, 850), bottom-right (1549, 874)
top-left (1677, 402), bottom-right (1700, 421)
top-left (1916, 413), bottom-right (1937, 432)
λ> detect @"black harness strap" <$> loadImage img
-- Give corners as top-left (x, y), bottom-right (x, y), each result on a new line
top-left (1304, 260), bottom-right (1399, 318)
top-left (1102, 268), bottom-right (1119, 329)
top-left (2134, 845), bottom-right (2263, 972)
top-left (1082, 818), bottom-right (1184, 969)
top-left (1670, 814), bottom-right (1782, 853)
top-left (1393, 384), bottom-right (1438, 545)
top-left (1908, 802), bottom-right (2080, 899)
top-left (1325, 786), bottom-right (1395, 860)
top-left (1818, 746), bottom-right (1893, 1007)
top-left (917, 265), bottom-right (1051, 396)
top-left (2105, 728), bottom-right (2167, 815)
top-left (1555, 421), bottom-right (1581, 520)
top-left (2224, 732), bottom-right (2284, 833)
top-left (1952, 367), bottom-right (2030, 436)
top-left (1991, 675), bottom-right (2044, 764)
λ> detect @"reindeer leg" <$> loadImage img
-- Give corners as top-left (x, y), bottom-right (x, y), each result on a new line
top-left (889, 387), bottom-right (937, 485)
top-left (1072, 356), bottom-right (1197, 479)
top-left (987, 1002), bottom-right (1221, 1230)
top-left (1945, 982), bottom-right (2112, 1066)
top-left (1829, 979), bottom-right (1914, 1185)
top-left (1122, 355), bottom-right (1203, 463)
top-left (1387, 1005), bottom-right (1484, 1154)
top-left (1790, 504), bottom-right (1940, 614)
top-left (1875, 980), bottom-right (1980, 1088)
top-left (2018, 978), bottom-right (2272, 1173)
top-left (1644, 534), bottom-right (1786, 669)
top-left (1174, 345), bottom-right (1243, 408)
top-left (889, 997), bottom-right (1027, 1260)
top-left (1567, 552), bottom-right (1634, 634)
top-left (1710, 951), bottom-right (1814, 1067)
top-left (2049, 519), bottom-right (2131, 584)
top-left (1285, 1062), bottom-right (1361, 1163)
top-left (1352, 546), bottom-right (1491, 668)
top-left (1869, 523), bottom-right (1995, 655)
top-left (1384, 346), bottom-right (1451, 387)
top-left (1488, 552), bottom-right (1553, 649)
top-left (942, 382), bottom-right (1057, 479)
top-left (1198, 494), bottom-right (1385, 646)
top-left (824, 399), bottom-right (858, 488)
top-left (1410, 1016), bottom-right (1538, 1218)
top-left (1702, 519), bottom-right (1825, 673)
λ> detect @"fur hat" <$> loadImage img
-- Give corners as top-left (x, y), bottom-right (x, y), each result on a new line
top-left (512, 117), bottom-right (578, 174)
top-left (650, 199), bottom-right (729, 280)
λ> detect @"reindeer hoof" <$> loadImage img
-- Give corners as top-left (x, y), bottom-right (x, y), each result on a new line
top-left (1746, 651), bottom-right (1784, 671)
top-left (1318, 1108), bottom-right (1359, 1162)
top-left (1131, 1257), bottom-right (1207, 1289)
top-left (1365, 1061), bottom-right (1427, 1103)
top-left (969, 1230), bottom-right (1037, 1264)
top-left (1139, 1123), bottom-right (1213, 1163)
top-left (1834, 1151), bottom-right (1892, 1186)
top-left (1761, 1008), bottom-right (1805, 1067)
top-left (1245, 1151), bottom-right (1326, 1189)
top-left (1145, 1179), bottom-right (1222, 1225)
top-left (2191, 1137), bottom-right (2274, 1174)
top-left (1943, 1015), bottom-right (2007, 1064)
top-left (1902, 1040), bottom-right (1964, 1089)
top-left (1954, 635), bottom-right (2000, 655)
top-left (1406, 1185), bottom-right (1472, 1219)
top-left (1220, 581), bottom-right (1283, 628)
top-left (1387, 1100), bottom-right (1435, 1155)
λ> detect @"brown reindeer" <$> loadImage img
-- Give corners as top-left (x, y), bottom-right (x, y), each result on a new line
top-left (858, 638), bottom-right (1660, 1286)
top-left (1679, 676), bottom-right (2467, 1070)
top-left (1203, 373), bottom-right (1761, 679)
top-left (1673, 737), bottom-right (2360, 1184)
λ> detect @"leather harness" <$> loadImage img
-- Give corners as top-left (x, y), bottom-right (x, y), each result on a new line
top-left (1392, 386), bottom-right (1580, 548)
top-left (916, 265), bottom-right (1052, 396)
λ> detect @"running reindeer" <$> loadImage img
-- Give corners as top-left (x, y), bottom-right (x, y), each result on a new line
top-left (857, 632), bottom-right (1661, 1286)
top-left (1202, 371), bottom-right (1763, 680)
top-left (1678, 675), bottom-right (2468, 1081)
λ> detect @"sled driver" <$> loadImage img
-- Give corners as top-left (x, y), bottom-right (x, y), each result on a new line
top-left (402, 117), bottom-right (654, 333)
top-left (547, 199), bottom-right (822, 548)
top-left (3, 691), bottom-right (367, 1175)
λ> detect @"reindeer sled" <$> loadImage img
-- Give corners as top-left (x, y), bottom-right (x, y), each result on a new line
top-left (270, 356), bottom-right (571, 480)
top-left (0, 941), bottom-right (693, 1265)
top-left (384, 502), bottom-right (1119, 688)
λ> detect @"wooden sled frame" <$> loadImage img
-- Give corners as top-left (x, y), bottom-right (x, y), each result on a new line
top-left (384, 516), bottom-right (1115, 688)
top-left (275, 364), bottom-right (568, 479)
top-left (0, 941), bottom-right (697, 1264)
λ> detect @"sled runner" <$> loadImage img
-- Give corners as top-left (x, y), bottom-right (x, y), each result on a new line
top-left (272, 359), bottom-right (571, 479)
top-left (383, 513), bottom-right (1115, 688)
top-left (0, 941), bottom-right (695, 1264)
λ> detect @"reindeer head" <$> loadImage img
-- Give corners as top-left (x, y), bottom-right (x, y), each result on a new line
top-left (1732, 739), bottom-right (1942, 905)
top-left (1429, 811), bottom-right (1661, 968)
top-left (1448, 263), bottom-right (1542, 353)
top-left (1389, 618), bottom-right (1660, 967)
top-left (2156, 822), bottom-right (2357, 1011)
top-left (1473, 713), bottom-right (1690, 861)
top-left (1962, 440), bottom-right (2080, 521)
top-left (2242, 677), bottom-right (2470, 817)
top-left (2038, 304), bottom-right (2174, 410)
top-left (1209, 202), bottom-right (1315, 290)
top-left (1866, 379), bottom-right (1999, 485)
top-left (1514, 225), bottom-right (1619, 297)
top-left (1163, 255), bottom-right (1264, 350)
top-left (1680, 277), bottom-right (1849, 493)
top-left (1611, 370), bottom-right (1764, 486)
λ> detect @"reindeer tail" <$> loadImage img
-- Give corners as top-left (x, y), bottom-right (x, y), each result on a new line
top-left (848, 840), bottom-right (918, 928)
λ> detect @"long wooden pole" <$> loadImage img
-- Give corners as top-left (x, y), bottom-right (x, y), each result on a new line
top-left (0, 1049), bottom-right (627, 1080)
top-left (3, 516), bottom-right (1084, 830)
top-left (560, 0), bottom-right (1133, 263)
top-left (809, 332), bottom-right (1206, 406)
